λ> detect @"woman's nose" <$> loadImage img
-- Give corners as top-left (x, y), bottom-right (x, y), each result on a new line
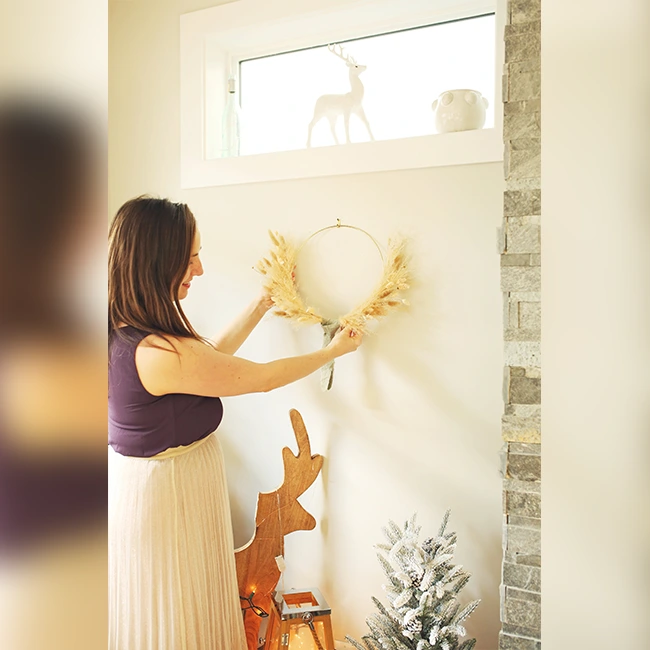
top-left (194, 258), bottom-right (204, 276)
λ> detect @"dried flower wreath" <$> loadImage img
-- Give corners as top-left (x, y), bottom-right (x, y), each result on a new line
top-left (255, 227), bottom-right (411, 331)
top-left (255, 226), bottom-right (411, 389)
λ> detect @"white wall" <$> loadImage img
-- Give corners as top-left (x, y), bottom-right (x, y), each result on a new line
top-left (543, 0), bottom-right (650, 647)
top-left (109, 0), bottom-right (504, 646)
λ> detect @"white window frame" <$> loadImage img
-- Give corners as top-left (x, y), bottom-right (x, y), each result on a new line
top-left (180, 0), bottom-right (505, 189)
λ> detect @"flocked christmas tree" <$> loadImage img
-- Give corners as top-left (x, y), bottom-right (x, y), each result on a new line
top-left (346, 511), bottom-right (480, 650)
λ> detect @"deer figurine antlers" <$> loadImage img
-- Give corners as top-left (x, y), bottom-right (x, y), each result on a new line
top-left (306, 43), bottom-right (375, 147)
top-left (235, 409), bottom-right (324, 650)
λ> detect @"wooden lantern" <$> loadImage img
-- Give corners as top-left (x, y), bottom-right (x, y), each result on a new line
top-left (264, 588), bottom-right (335, 650)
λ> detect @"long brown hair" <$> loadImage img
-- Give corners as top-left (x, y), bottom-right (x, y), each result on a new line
top-left (108, 196), bottom-right (202, 343)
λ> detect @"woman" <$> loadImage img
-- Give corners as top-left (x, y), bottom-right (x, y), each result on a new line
top-left (108, 196), bottom-right (361, 650)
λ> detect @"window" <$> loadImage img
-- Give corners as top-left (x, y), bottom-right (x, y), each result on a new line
top-left (180, 0), bottom-right (505, 188)
top-left (238, 14), bottom-right (495, 156)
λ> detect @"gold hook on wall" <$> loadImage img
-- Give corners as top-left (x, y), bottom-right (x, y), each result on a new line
top-left (298, 219), bottom-right (384, 261)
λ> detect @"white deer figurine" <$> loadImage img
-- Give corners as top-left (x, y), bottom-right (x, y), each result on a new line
top-left (306, 43), bottom-right (375, 147)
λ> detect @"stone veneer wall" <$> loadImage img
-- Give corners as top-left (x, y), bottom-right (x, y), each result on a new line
top-left (498, 0), bottom-right (541, 648)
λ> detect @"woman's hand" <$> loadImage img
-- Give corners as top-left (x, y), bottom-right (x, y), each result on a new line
top-left (255, 291), bottom-right (275, 315)
top-left (327, 325), bottom-right (363, 358)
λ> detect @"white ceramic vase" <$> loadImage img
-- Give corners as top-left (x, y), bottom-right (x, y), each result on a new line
top-left (431, 89), bottom-right (489, 133)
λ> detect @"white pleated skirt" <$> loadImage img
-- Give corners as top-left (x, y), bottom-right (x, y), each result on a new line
top-left (108, 433), bottom-right (247, 650)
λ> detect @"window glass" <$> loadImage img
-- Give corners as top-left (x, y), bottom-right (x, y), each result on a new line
top-left (237, 14), bottom-right (496, 156)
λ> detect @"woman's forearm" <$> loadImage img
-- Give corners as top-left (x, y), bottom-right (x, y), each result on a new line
top-left (259, 347), bottom-right (336, 392)
top-left (211, 297), bottom-right (267, 355)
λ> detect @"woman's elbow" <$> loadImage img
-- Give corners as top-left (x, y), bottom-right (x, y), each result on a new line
top-left (256, 366), bottom-right (278, 393)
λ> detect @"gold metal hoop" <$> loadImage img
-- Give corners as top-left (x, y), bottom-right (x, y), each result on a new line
top-left (297, 218), bottom-right (385, 261)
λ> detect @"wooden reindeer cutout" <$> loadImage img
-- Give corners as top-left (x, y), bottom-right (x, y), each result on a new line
top-left (235, 409), bottom-right (324, 650)
top-left (306, 43), bottom-right (375, 147)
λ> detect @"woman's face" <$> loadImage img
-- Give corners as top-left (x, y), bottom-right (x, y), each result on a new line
top-left (178, 230), bottom-right (203, 300)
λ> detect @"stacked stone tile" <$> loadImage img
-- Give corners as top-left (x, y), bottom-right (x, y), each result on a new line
top-left (499, 0), bottom-right (541, 648)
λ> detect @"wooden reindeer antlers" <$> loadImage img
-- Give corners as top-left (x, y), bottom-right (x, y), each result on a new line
top-left (235, 409), bottom-right (324, 650)
top-left (279, 409), bottom-right (323, 515)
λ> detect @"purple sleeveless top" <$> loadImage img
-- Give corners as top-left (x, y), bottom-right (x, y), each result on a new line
top-left (108, 326), bottom-right (223, 457)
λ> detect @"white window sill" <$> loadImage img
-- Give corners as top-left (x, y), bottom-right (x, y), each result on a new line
top-left (180, 0), bottom-right (505, 189)
top-left (181, 128), bottom-right (502, 188)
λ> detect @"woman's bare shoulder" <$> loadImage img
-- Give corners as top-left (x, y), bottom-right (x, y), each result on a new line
top-left (141, 334), bottom-right (213, 353)
top-left (135, 335), bottom-right (221, 396)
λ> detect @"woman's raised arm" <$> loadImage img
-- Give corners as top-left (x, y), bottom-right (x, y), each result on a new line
top-left (135, 326), bottom-right (361, 398)
top-left (209, 293), bottom-right (274, 355)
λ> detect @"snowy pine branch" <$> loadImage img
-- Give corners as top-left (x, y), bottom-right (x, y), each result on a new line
top-left (458, 639), bottom-right (477, 650)
top-left (346, 637), bottom-right (374, 650)
top-left (454, 601), bottom-right (481, 626)
top-left (437, 510), bottom-right (451, 537)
